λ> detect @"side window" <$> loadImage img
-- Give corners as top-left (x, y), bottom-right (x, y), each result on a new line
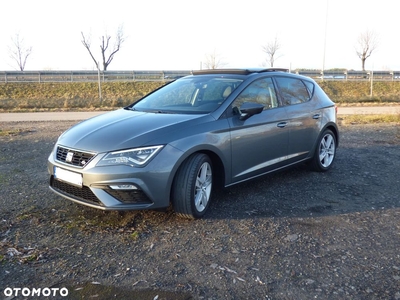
top-left (303, 80), bottom-right (315, 97)
top-left (275, 77), bottom-right (310, 105)
top-left (232, 77), bottom-right (278, 110)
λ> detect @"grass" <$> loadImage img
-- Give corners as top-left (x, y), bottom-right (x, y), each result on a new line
top-left (0, 128), bottom-right (24, 136)
top-left (130, 231), bottom-right (140, 240)
top-left (338, 114), bottom-right (400, 125)
top-left (0, 81), bottom-right (165, 112)
top-left (0, 81), bottom-right (400, 125)
top-left (319, 81), bottom-right (400, 104)
top-left (1, 81), bottom-right (400, 112)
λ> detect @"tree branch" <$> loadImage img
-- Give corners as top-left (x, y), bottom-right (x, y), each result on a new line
top-left (81, 32), bottom-right (99, 69)
top-left (9, 33), bottom-right (33, 71)
top-left (81, 25), bottom-right (125, 71)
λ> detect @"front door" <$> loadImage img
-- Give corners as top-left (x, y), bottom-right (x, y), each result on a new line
top-left (227, 77), bottom-right (289, 184)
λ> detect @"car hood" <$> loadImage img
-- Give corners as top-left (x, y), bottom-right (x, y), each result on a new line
top-left (57, 109), bottom-right (206, 152)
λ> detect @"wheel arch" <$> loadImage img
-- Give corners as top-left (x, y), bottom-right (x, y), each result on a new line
top-left (325, 122), bottom-right (339, 148)
top-left (308, 122), bottom-right (339, 160)
top-left (168, 149), bottom-right (226, 219)
top-left (200, 149), bottom-right (226, 188)
top-left (168, 147), bottom-right (227, 202)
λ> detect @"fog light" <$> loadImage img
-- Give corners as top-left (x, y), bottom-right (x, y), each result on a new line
top-left (109, 184), bottom-right (138, 190)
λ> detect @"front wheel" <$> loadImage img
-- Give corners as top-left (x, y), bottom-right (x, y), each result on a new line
top-left (310, 129), bottom-right (337, 172)
top-left (172, 153), bottom-right (213, 219)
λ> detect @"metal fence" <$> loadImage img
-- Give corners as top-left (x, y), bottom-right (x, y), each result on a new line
top-left (297, 70), bottom-right (400, 81)
top-left (0, 70), bottom-right (192, 83)
top-left (1, 70), bottom-right (400, 83)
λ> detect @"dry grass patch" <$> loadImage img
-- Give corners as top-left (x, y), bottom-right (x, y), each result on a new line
top-left (338, 114), bottom-right (400, 125)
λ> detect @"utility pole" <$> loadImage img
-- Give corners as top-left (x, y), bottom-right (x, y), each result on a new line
top-left (322, 0), bottom-right (329, 80)
top-left (97, 61), bottom-right (102, 102)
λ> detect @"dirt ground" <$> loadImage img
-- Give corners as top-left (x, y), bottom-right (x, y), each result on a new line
top-left (0, 120), bottom-right (399, 300)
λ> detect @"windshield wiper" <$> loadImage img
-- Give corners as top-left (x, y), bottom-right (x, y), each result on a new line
top-left (153, 110), bottom-right (175, 114)
top-left (126, 107), bottom-right (175, 114)
top-left (142, 109), bottom-right (175, 114)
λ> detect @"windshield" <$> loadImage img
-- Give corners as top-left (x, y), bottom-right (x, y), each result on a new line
top-left (132, 76), bottom-right (243, 114)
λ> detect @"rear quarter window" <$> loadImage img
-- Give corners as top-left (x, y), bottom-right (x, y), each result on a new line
top-left (303, 80), bottom-right (315, 97)
top-left (275, 76), bottom-right (311, 105)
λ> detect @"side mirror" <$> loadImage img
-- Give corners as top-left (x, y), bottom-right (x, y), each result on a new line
top-left (239, 102), bottom-right (264, 120)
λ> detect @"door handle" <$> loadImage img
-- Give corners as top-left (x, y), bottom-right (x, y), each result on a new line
top-left (277, 122), bottom-right (287, 128)
top-left (312, 114), bottom-right (321, 119)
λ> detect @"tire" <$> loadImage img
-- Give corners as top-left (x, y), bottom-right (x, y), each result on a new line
top-left (172, 153), bottom-right (213, 219)
top-left (310, 129), bottom-right (337, 172)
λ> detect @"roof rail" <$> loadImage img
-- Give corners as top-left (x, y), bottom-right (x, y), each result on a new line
top-left (192, 68), bottom-right (289, 75)
top-left (259, 68), bottom-right (289, 73)
top-left (192, 69), bottom-right (256, 75)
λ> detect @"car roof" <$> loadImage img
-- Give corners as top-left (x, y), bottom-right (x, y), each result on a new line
top-left (192, 68), bottom-right (289, 76)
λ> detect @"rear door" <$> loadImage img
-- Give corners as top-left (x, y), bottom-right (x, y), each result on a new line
top-left (227, 77), bottom-right (289, 183)
top-left (274, 76), bottom-right (321, 161)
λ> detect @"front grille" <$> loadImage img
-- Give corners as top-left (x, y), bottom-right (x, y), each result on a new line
top-left (105, 189), bottom-right (153, 204)
top-left (50, 176), bottom-right (101, 205)
top-left (56, 146), bottom-right (96, 168)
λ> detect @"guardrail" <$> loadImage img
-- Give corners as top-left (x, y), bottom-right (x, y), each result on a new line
top-left (0, 70), bottom-right (192, 83)
top-left (1, 70), bottom-right (400, 83)
top-left (297, 70), bottom-right (400, 81)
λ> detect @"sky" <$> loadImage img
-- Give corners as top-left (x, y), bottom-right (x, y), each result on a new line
top-left (0, 0), bottom-right (398, 72)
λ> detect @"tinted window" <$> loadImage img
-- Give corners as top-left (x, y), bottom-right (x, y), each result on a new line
top-left (275, 77), bottom-right (310, 105)
top-left (303, 80), bottom-right (315, 96)
top-left (232, 77), bottom-right (278, 110)
top-left (133, 77), bottom-right (243, 113)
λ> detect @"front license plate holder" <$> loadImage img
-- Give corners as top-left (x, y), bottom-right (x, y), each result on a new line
top-left (54, 167), bottom-right (82, 188)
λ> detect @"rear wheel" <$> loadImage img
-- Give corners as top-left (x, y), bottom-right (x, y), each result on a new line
top-left (172, 153), bottom-right (213, 219)
top-left (310, 129), bottom-right (337, 172)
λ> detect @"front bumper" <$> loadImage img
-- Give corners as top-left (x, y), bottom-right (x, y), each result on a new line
top-left (49, 176), bottom-right (154, 210)
top-left (47, 144), bottom-right (183, 211)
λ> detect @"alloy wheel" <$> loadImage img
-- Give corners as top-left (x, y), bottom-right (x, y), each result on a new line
top-left (194, 162), bottom-right (212, 212)
top-left (319, 133), bottom-right (336, 168)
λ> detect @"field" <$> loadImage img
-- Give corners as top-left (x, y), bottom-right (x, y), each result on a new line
top-left (1, 81), bottom-right (400, 112)
top-left (0, 82), bottom-right (164, 112)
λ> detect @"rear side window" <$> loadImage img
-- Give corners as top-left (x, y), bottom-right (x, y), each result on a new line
top-left (275, 77), bottom-right (311, 105)
top-left (303, 80), bottom-right (315, 96)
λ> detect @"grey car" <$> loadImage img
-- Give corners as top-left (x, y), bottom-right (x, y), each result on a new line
top-left (48, 68), bottom-right (338, 219)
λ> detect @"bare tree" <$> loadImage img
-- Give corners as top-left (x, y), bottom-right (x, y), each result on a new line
top-left (355, 30), bottom-right (378, 71)
top-left (203, 49), bottom-right (227, 69)
top-left (262, 37), bottom-right (282, 67)
top-left (81, 25), bottom-right (125, 71)
top-left (8, 33), bottom-right (33, 71)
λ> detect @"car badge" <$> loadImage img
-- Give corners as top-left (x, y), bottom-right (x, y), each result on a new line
top-left (66, 152), bottom-right (74, 163)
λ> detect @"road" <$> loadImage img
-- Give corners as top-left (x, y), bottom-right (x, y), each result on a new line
top-left (0, 106), bottom-right (399, 122)
top-left (0, 111), bottom-right (107, 122)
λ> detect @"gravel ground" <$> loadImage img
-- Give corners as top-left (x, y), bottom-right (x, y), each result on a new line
top-left (0, 121), bottom-right (400, 300)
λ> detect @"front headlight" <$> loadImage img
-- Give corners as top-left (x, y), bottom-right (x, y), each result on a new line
top-left (97, 145), bottom-right (164, 167)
